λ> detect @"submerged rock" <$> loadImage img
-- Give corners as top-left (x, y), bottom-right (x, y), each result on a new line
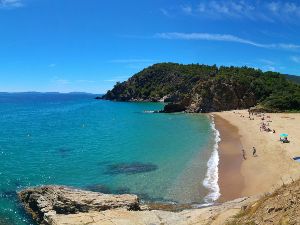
top-left (0, 190), bottom-right (17, 199)
top-left (0, 214), bottom-right (16, 225)
top-left (85, 184), bottom-right (111, 194)
top-left (114, 187), bottom-right (131, 195)
top-left (57, 147), bottom-right (73, 158)
top-left (18, 186), bottom-right (140, 225)
top-left (105, 162), bottom-right (158, 175)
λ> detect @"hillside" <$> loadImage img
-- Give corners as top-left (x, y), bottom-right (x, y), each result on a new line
top-left (101, 63), bottom-right (300, 113)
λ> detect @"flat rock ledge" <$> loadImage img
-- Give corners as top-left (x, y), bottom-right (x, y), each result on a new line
top-left (18, 186), bottom-right (140, 225)
top-left (18, 185), bottom-right (257, 225)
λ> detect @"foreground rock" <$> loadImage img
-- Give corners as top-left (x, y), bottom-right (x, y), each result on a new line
top-left (18, 185), bottom-right (259, 225)
top-left (19, 180), bottom-right (300, 225)
top-left (18, 186), bottom-right (139, 225)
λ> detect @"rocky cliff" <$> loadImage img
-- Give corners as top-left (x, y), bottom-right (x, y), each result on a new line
top-left (101, 63), bottom-right (300, 113)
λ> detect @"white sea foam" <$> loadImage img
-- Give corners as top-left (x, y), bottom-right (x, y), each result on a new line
top-left (143, 110), bottom-right (155, 113)
top-left (202, 115), bottom-right (221, 204)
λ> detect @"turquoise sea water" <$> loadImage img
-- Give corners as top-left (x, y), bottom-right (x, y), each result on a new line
top-left (0, 93), bottom-right (216, 225)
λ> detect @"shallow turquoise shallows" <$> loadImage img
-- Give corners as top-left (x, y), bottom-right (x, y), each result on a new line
top-left (0, 93), bottom-right (214, 225)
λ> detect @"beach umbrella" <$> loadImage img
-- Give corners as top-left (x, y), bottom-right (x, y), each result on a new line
top-left (280, 133), bottom-right (288, 137)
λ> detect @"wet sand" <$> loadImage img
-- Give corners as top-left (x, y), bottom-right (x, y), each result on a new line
top-left (214, 110), bottom-right (300, 200)
top-left (214, 115), bottom-right (244, 202)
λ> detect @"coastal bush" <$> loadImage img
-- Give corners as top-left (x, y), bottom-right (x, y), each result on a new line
top-left (262, 90), bottom-right (300, 111)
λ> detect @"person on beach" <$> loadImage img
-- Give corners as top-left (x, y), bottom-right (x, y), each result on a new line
top-left (252, 147), bottom-right (257, 157)
top-left (242, 149), bottom-right (246, 160)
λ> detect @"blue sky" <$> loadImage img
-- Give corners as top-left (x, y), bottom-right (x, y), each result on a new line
top-left (0, 0), bottom-right (300, 93)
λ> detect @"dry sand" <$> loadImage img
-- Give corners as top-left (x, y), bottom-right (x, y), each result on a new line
top-left (214, 110), bottom-right (300, 201)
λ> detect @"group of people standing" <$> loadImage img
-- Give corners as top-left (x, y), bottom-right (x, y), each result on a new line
top-left (241, 147), bottom-right (257, 160)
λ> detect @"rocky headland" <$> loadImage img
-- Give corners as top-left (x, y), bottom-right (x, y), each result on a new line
top-left (100, 63), bottom-right (300, 113)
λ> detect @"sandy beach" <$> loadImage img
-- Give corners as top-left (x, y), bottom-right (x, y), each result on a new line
top-left (214, 110), bottom-right (300, 201)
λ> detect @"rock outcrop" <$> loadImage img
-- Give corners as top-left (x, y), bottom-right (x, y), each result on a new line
top-left (18, 186), bottom-right (139, 225)
top-left (18, 185), bottom-right (258, 225)
top-left (160, 103), bottom-right (186, 113)
top-left (19, 179), bottom-right (300, 225)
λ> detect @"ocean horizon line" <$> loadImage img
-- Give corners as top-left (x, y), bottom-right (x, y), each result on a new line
top-left (0, 91), bottom-right (102, 95)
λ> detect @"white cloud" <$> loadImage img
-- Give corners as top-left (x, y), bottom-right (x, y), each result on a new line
top-left (0, 0), bottom-right (23, 9)
top-left (197, 3), bottom-right (206, 12)
top-left (267, 1), bottom-right (300, 15)
top-left (155, 32), bottom-right (300, 51)
top-left (160, 8), bottom-right (172, 17)
top-left (291, 56), bottom-right (300, 63)
top-left (48, 63), bottom-right (56, 68)
top-left (165, 0), bottom-right (300, 23)
top-left (264, 65), bottom-right (276, 71)
top-left (209, 1), bottom-right (230, 14)
top-left (267, 2), bottom-right (280, 13)
top-left (259, 59), bottom-right (275, 65)
top-left (76, 80), bottom-right (95, 83)
top-left (181, 5), bottom-right (192, 14)
top-left (185, 1), bottom-right (258, 20)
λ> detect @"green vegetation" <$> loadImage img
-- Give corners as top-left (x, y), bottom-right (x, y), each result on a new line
top-left (102, 63), bottom-right (300, 112)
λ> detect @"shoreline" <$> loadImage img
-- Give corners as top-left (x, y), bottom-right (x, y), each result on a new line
top-left (214, 115), bottom-right (245, 202)
top-left (214, 110), bottom-right (300, 201)
top-left (202, 115), bottom-right (221, 205)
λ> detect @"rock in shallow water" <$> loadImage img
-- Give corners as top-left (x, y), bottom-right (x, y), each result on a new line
top-left (105, 162), bottom-right (158, 175)
top-left (0, 190), bottom-right (17, 199)
top-left (160, 103), bottom-right (186, 113)
top-left (18, 186), bottom-right (140, 225)
top-left (85, 184), bottom-right (111, 194)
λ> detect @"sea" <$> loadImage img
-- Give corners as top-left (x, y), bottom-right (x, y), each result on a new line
top-left (0, 92), bottom-right (220, 225)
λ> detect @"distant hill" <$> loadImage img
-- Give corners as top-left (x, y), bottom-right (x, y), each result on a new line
top-left (101, 63), bottom-right (300, 112)
top-left (284, 74), bottom-right (300, 84)
top-left (0, 92), bottom-right (99, 96)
